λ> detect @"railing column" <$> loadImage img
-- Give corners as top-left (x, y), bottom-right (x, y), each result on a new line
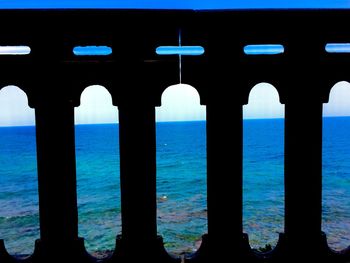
top-left (34, 100), bottom-right (86, 261)
top-left (116, 104), bottom-right (159, 261)
top-left (284, 83), bottom-right (324, 259)
top-left (203, 94), bottom-right (250, 261)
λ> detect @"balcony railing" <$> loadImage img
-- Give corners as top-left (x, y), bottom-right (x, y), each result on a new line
top-left (0, 9), bottom-right (350, 263)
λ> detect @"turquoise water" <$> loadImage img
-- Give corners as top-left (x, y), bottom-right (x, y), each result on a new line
top-left (323, 117), bottom-right (350, 250)
top-left (0, 118), bottom-right (350, 255)
top-left (0, 126), bottom-right (39, 255)
top-left (75, 124), bottom-right (121, 253)
top-left (156, 121), bottom-right (207, 254)
top-left (243, 118), bottom-right (284, 249)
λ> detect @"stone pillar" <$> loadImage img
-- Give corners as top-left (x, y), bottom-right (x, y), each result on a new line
top-left (115, 103), bottom-right (178, 263)
top-left (34, 100), bottom-right (86, 261)
top-left (118, 104), bottom-right (157, 244)
top-left (186, 83), bottom-right (250, 263)
top-left (207, 100), bottom-right (244, 237)
top-left (284, 78), bottom-right (324, 259)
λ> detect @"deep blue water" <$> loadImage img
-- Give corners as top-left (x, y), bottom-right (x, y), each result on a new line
top-left (0, 118), bottom-right (350, 255)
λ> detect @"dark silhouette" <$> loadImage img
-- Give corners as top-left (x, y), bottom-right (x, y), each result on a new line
top-left (0, 9), bottom-right (349, 263)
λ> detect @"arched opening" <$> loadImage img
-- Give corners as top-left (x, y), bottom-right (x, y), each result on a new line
top-left (243, 83), bottom-right (285, 251)
top-left (0, 86), bottom-right (39, 257)
top-left (156, 84), bottom-right (207, 255)
top-left (74, 85), bottom-right (120, 257)
top-left (323, 81), bottom-right (350, 251)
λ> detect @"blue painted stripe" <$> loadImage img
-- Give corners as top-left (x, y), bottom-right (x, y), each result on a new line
top-left (326, 43), bottom-right (350, 53)
top-left (156, 46), bottom-right (204, 55)
top-left (244, 44), bottom-right (284, 55)
top-left (73, 46), bottom-right (112, 56)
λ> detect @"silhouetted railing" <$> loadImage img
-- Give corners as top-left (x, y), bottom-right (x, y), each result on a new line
top-left (0, 9), bottom-right (350, 263)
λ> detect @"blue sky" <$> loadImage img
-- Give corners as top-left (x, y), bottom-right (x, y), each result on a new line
top-left (1, 82), bottom-right (350, 126)
top-left (0, 0), bottom-right (349, 9)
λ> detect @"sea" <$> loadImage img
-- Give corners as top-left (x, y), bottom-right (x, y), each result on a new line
top-left (0, 117), bottom-right (349, 256)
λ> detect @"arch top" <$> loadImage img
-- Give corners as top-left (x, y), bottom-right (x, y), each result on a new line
top-left (0, 85), bottom-right (35, 129)
top-left (75, 85), bottom-right (118, 125)
top-left (155, 82), bottom-right (207, 107)
top-left (324, 81), bottom-right (350, 117)
top-left (327, 80), bottom-right (350, 102)
top-left (159, 83), bottom-right (201, 106)
top-left (0, 84), bottom-right (28, 96)
top-left (77, 85), bottom-right (114, 106)
top-left (71, 82), bottom-right (116, 107)
top-left (244, 82), bottom-right (284, 120)
top-left (157, 83), bottom-right (206, 122)
top-left (243, 81), bottom-right (284, 106)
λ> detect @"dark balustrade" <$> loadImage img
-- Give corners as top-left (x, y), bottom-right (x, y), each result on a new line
top-left (0, 8), bottom-right (350, 263)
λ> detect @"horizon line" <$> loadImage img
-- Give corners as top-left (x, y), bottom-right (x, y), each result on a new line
top-left (1, 115), bottom-right (350, 128)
